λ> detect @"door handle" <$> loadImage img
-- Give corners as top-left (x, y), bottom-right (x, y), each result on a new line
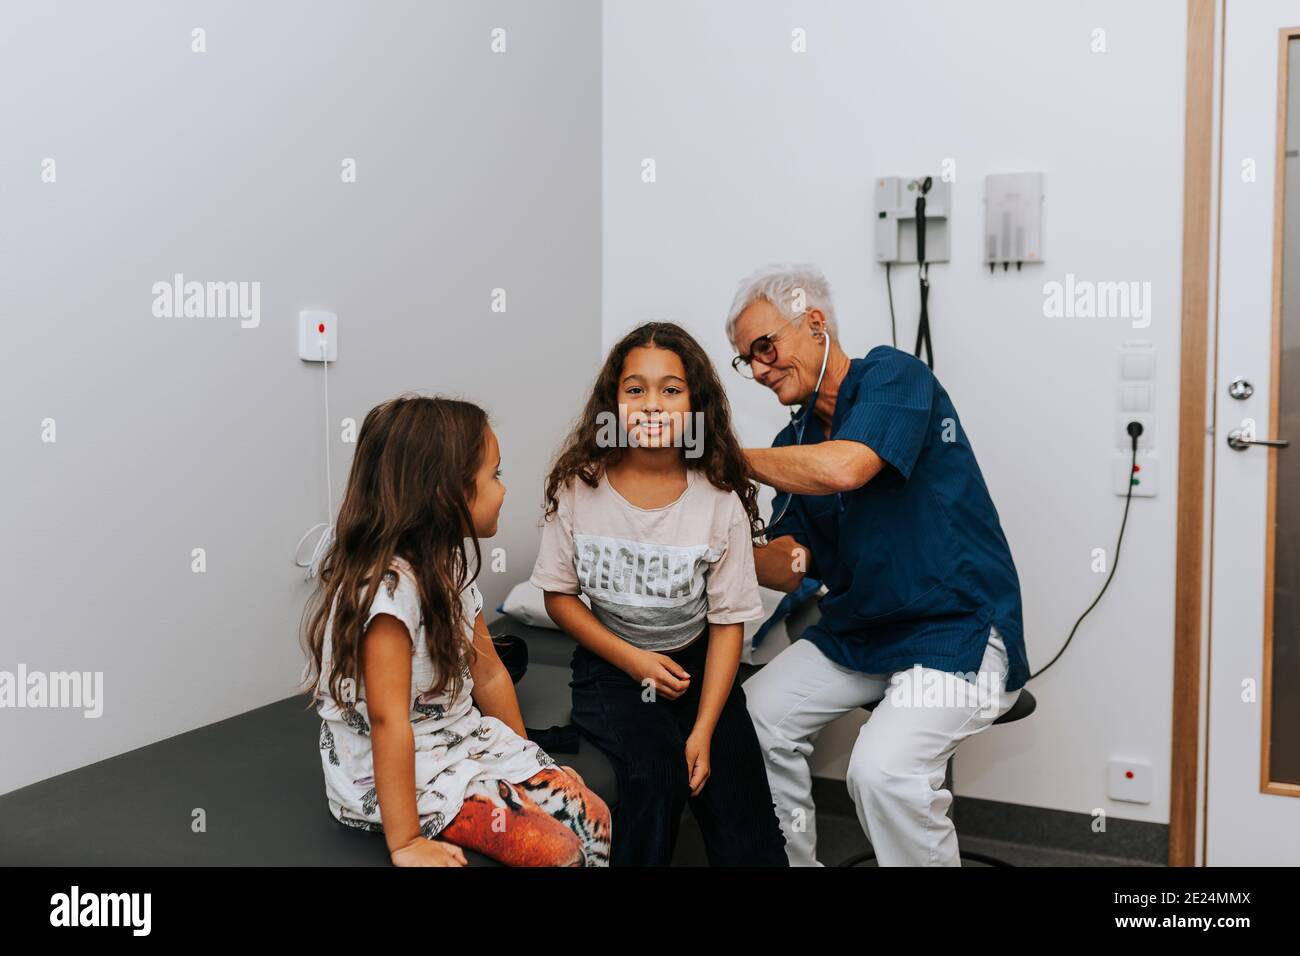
top-left (1226, 427), bottom-right (1290, 451)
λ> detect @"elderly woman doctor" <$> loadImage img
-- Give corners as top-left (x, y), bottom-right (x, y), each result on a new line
top-left (730, 265), bottom-right (1031, 867)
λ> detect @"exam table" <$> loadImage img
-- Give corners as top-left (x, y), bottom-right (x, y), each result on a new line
top-left (0, 617), bottom-right (615, 867)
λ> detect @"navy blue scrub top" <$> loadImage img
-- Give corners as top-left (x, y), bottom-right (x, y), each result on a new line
top-left (766, 346), bottom-right (1030, 692)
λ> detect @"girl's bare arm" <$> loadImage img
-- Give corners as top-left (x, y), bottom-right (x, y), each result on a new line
top-left (544, 591), bottom-right (691, 699)
top-left (466, 611), bottom-right (527, 738)
top-left (542, 592), bottom-right (640, 672)
top-left (360, 613), bottom-right (423, 854)
top-left (692, 622), bottom-right (742, 738)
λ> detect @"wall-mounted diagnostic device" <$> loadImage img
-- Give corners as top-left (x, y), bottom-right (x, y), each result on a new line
top-left (874, 176), bottom-right (951, 265)
top-left (983, 172), bottom-right (1044, 271)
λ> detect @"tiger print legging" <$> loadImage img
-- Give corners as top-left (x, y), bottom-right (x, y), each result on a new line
top-left (438, 767), bottom-right (612, 866)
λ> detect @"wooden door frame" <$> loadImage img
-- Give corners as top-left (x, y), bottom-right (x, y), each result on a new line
top-left (1171, 0), bottom-right (1216, 868)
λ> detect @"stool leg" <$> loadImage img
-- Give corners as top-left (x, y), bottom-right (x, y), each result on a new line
top-left (957, 850), bottom-right (1015, 867)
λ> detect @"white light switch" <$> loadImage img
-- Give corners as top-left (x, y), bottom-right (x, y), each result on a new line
top-left (299, 310), bottom-right (338, 362)
top-left (1121, 382), bottom-right (1153, 412)
top-left (1120, 351), bottom-right (1155, 380)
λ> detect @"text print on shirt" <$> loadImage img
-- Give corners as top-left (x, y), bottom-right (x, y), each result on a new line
top-left (574, 533), bottom-right (717, 606)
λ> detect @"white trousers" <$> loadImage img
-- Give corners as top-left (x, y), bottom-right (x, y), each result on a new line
top-left (743, 627), bottom-right (1018, 866)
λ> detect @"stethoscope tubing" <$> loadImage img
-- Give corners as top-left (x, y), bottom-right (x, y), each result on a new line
top-left (765, 332), bottom-right (831, 534)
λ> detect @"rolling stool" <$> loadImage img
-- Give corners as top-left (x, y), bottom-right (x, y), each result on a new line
top-left (837, 687), bottom-right (1036, 867)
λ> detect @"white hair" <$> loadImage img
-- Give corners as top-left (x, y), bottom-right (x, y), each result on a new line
top-left (724, 264), bottom-right (837, 347)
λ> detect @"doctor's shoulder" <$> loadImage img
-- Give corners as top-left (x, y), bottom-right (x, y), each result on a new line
top-left (861, 344), bottom-right (935, 383)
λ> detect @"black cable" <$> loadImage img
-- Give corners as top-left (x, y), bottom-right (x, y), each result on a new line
top-left (914, 263), bottom-right (933, 368)
top-left (1030, 423), bottom-right (1143, 682)
top-left (912, 179), bottom-right (934, 369)
top-left (885, 262), bottom-right (897, 348)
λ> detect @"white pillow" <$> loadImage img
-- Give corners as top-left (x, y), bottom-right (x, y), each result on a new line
top-left (499, 581), bottom-right (588, 629)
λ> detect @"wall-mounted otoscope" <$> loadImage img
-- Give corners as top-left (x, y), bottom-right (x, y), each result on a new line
top-left (874, 175), bottom-right (947, 368)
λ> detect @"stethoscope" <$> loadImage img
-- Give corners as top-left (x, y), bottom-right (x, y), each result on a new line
top-left (766, 329), bottom-right (831, 533)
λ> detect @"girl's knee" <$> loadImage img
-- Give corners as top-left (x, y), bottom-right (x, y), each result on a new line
top-left (551, 829), bottom-right (587, 868)
top-left (508, 821), bottom-right (585, 867)
top-left (512, 809), bottom-right (588, 867)
top-left (524, 767), bottom-right (612, 835)
top-left (585, 788), bottom-right (613, 827)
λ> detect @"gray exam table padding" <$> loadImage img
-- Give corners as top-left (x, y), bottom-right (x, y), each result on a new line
top-left (0, 617), bottom-right (615, 866)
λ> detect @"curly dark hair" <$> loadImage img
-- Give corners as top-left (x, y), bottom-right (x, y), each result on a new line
top-left (543, 322), bottom-right (764, 537)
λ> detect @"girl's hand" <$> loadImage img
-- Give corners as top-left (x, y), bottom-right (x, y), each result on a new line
top-left (558, 765), bottom-right (585, 787)
top-left (389, 836), bottom-right (468, 867)
top-left (684, 730), bottom-right (711, 796)
top-left (624, 649), bottom-right (691, 700)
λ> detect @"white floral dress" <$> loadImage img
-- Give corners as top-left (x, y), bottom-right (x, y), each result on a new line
top-left (316, 556), bottom-right (555, 837)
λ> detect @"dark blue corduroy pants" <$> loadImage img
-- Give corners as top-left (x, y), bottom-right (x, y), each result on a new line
top-left (569, 631), bottom-right (789, 867)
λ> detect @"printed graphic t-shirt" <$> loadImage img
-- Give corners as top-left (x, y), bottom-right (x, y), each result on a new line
top-left (530, 469), bottom-right (765, 652)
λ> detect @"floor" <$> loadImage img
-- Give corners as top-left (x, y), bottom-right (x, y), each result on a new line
top-left (669, 809), bottom-right (1162, 867)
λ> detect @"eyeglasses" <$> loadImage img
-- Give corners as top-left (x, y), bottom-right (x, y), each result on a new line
top-left (731, 311), bottom-right (807, 380)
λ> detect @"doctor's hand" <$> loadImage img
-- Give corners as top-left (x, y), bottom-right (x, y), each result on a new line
top-left (623, 649), bottom-right (690, 701)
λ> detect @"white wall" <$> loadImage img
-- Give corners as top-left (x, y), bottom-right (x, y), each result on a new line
top-left (0, 0), bottom-right (602, 794)
top-left (602, 0), bottom-right (1187, 822)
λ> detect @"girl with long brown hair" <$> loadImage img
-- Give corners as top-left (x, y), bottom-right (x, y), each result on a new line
top-left (530, 322), bottom-right (788, 866)
top-left (302, 395), bottom-right (610, 866)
